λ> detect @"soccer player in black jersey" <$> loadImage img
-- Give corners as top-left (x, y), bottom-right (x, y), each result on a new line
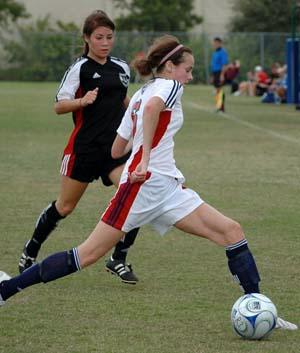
top-left (18, 10), bottom-right (139, 284)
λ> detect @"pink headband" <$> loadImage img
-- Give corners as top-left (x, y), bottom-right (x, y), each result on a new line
top-left (159, 44), bottom-right (184, 66)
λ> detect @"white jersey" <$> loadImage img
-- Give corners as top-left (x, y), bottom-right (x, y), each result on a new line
top-left (102, 78), bottom-right (204, 234)
top-left (117, 78), bottom-right (185, 183)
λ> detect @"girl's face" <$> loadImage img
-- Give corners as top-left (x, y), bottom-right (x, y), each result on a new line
top-left (85, 26), bottom-right (114, 63)
top-left (171, 53), bottom-right (194, 85)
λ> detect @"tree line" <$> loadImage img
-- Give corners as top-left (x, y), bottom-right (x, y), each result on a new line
top-left (0, 0), bottom-right (298, 82)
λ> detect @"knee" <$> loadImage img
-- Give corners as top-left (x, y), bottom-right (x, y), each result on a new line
top-left (224, 220), bottom-right (244, 244)
top-left (56, 201), bottom-right (76, 217)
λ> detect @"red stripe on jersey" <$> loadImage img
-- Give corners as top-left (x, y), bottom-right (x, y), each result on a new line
top-left (63, 86), bottom-right (84, 156)
top-left (152, 110), bottom-right (172, 148)
top-left (128, 110), bottom-right (172, 173)
top-left (102, 110), bottom-right (171, 229)
top-left (102, 179), bottom-right (142, 230)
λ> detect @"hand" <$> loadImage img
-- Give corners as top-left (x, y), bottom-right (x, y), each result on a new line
top-left (129, 160), bottom-right (148, 184)
top-left (81, 87), bottom-right (99, 107)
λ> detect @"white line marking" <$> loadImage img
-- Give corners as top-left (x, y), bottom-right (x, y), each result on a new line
top-left (186, 101), bottom-right (300, 145)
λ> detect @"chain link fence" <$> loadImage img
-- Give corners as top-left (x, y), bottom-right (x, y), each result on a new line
top-left (0, 31), bottom-right (290, 83)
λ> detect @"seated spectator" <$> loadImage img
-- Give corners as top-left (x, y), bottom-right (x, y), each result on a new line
top-left (224, 60), bottom-right (240, 93)
top-left (261, 65), bottom-right (287, 104)
top-left (253, 65), bottom-right (270, 96)
top-left (270, 62), bottom-right (282, 80)
top-left (234, 65), bottom-right (270, 97)
top-left (234, 70), bottom-right (255, 96)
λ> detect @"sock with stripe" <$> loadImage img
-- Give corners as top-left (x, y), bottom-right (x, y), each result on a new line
top-left (112, 228), bottom-right (139, 261)
top-left (215, 88), bottom-right (225, 112)
top-left (0, 249), bottom-right (80, 301)
top-left (26, 201), bottom-right (65, 258)
top-left (226, 239), bottom-right (260, 294)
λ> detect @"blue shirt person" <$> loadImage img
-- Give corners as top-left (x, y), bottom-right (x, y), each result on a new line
top-left (210, 37), bottom-right (229, 112)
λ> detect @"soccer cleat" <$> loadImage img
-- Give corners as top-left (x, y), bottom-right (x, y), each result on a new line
top-left (105, 257), bottom-right (139, 285)
top-left (18, 242), bottom-right (36, 273)
top-left (276, 317), bottom-right (298, 330)
top-left (0, 271), bottom-right (11, 306)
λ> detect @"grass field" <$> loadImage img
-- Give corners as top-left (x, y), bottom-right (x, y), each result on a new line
top-left (0, 81), bottom-right (299, 353)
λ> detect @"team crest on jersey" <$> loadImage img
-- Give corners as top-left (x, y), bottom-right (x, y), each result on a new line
top-left (119, 73), bottom-right (129, 87)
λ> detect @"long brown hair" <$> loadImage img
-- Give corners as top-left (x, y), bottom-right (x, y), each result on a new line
top-left (133, 35), bottom-right (193, 77)
top-left (82, 10), bottom-right (115, 55)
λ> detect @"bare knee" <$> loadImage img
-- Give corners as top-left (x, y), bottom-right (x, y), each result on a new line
top-left (55, 201), bottom-right (76, 217)
top-left (224, 220), bottom-right (244, 244)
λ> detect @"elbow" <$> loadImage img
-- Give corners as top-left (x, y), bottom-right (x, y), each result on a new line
top-left (111, 149), bottom-right (123, 159)
top-left (54, 103), bottom-right (61, 114)
top-left (54, 102), bottom-right (65, 115)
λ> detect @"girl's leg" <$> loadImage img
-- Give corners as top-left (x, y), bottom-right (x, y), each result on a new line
top-left (175, 203), bottom-right (260, 294)
top-left (175, 203), bottom-right (244, 246)
top-left (2, 222), bottom-right (125, 302)
top-left (106, 165), bottom-right (140, 283)
top-left (77, 221), bottom-right (125, 268)
top-left (19, 176), bottom-right (88, 273)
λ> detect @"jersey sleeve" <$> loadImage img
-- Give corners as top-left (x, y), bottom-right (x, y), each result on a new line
top-left (116, 103), bottom-right (133, 141)
top-left (55, 60), bottom-right (82, 101)
top-left (153, 80), bottom-right (183, 109)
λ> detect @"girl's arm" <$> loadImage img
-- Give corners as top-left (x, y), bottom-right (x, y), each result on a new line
top-left (130, 96), bottom-right (165, 183)
top-left (54, 87), bottom-right (99, 115)
top-left (111, 135), bottom-right (132, 159)
top-left (123, 95), bottom-right (131, 109)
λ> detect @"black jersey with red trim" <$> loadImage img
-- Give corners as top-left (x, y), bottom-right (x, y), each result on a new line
top-left (56, 55), bottom-right (130, 154)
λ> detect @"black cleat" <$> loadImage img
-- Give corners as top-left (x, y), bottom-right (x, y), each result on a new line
top-left (105, 257), bottom-right (139, 285)
top-left (18, 242), bottom-right (36, 273)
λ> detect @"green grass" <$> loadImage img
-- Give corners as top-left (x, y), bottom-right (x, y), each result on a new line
top-left (0, 82), bottom-right (300, 353)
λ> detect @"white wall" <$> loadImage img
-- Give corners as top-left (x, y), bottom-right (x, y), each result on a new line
top-left (20, 0), bottom-right (233, 33)
top-left (19, 0), bottom-right (120, 28)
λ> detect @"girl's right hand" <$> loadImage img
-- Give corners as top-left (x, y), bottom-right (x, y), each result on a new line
top-left (81, 87), bottom-right (99, 107)
top-left (129, 160), bottom-right (148, 184)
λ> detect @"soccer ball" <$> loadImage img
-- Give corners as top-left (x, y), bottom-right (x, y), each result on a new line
top-left (231, 293), bottom-right (277, 340)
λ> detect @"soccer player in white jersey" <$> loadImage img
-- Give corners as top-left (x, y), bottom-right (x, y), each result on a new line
top-left (0, 34), bottom-right (297, 330)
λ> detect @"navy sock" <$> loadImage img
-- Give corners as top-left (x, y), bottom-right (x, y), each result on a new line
top-left (0, 249), bottom-right (80, 301)
top-left (112, 228), bottom-right (139, 261)
top-left (226, 239), bottom-right (260, 294)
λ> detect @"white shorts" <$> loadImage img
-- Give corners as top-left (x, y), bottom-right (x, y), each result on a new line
top-left (102, 173), bottom-right (204, 235)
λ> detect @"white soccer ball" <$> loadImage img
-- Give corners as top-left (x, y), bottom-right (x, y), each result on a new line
top-left (231, 293), bottom-right (277, 340)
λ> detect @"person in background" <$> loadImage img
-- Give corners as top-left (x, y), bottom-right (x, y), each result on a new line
top-left (210, 37), bottom-right (229, 112)
top-left (224, 60), bottom-right (240, 94)
top-left (235, 65), bottom-right (269, 97)
top-left (253, 65), bottom-right (270, 97)
top-left (261, 64), bottom-right (287, 104)
top-left (0, 34), bottom-right (297, 331)
top-left (17, 10), bottom-right (140, 285)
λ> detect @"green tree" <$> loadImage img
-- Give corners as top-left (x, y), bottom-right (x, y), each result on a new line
top-left (229, 0), bottom-right (297, 32)
top-left (0, 15), bottom-right (80, 81)
top-left (0, 0), bottom-right (29, 26)
top-left (112, 0), bottom-right (202, 31)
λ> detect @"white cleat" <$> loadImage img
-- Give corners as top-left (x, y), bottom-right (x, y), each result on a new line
top-left (276, 317), bottom-right (298, 330)
top-left (0, 271), bottom-right (11, 306)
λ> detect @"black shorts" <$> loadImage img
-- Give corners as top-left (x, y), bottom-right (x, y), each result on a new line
top-left (60, 145), bottom-right (131, 186)
top-left (212, 71), bottom-right (223, 88)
